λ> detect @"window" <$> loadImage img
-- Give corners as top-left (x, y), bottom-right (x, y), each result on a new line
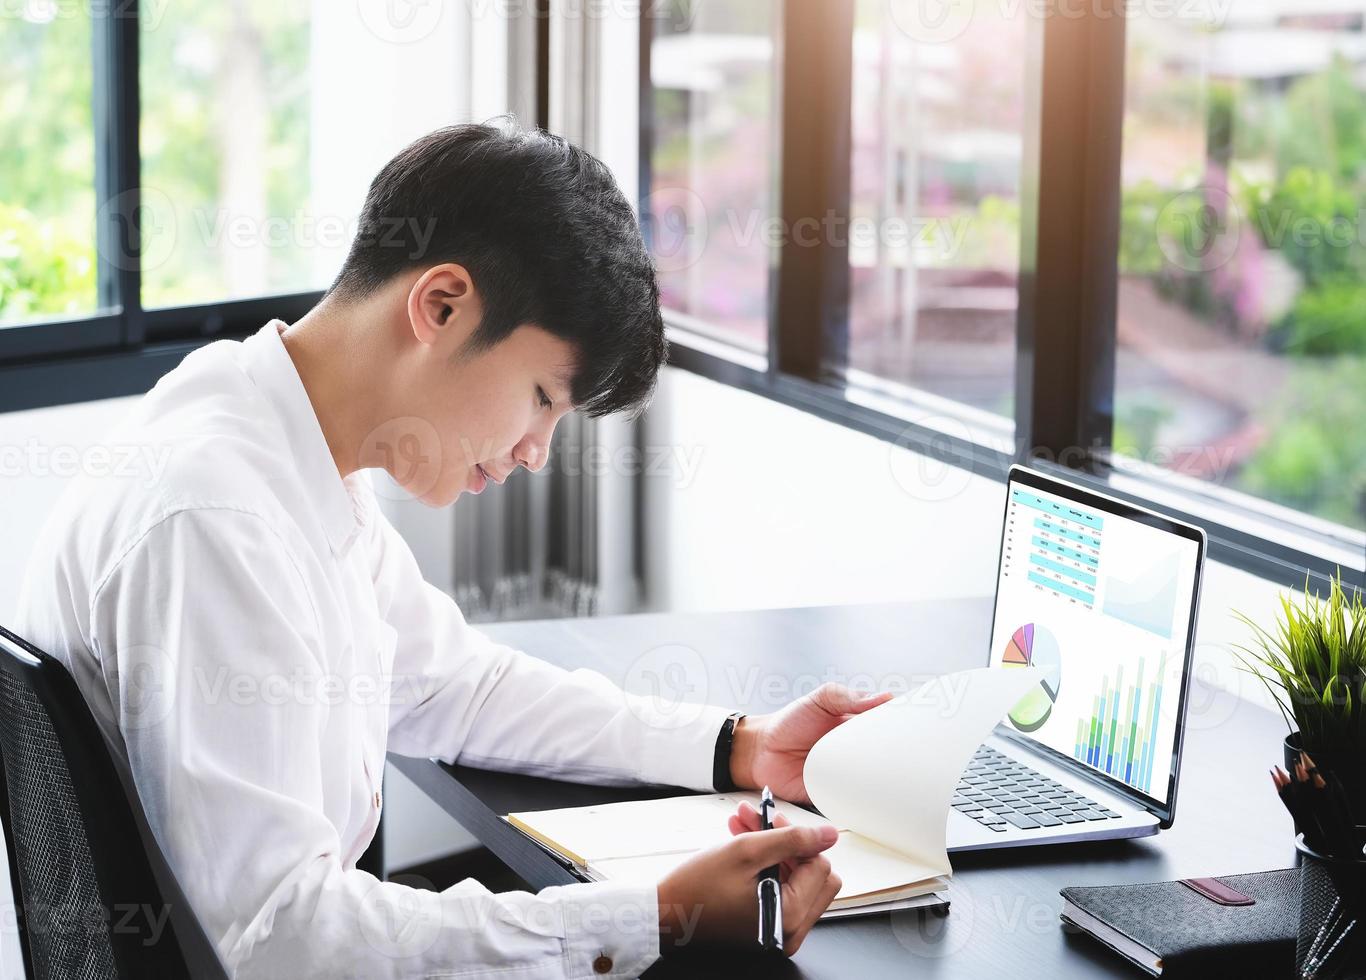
top-left (1115, 8), bottom-right (1366, 533)
top-left (840, 0), bottom-right (1025, 424)
top-left (0, 1), bottom-right (510, 395)
top-left (140, 2), bottom-right (495, 308)
top-left (1, 2), bottom-right (1359, 590)
top-left (0, 4), bottom-right (97, 327)
top-left (640, 0), bottom-right (1364, 589)
top-left (138, 3), bottom-right (312, 306)
top-left (644, 0), bottom-right (779, 353)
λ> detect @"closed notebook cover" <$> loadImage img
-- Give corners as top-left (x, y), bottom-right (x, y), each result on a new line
top-left (1060, 869), bottom-right (1298, 978)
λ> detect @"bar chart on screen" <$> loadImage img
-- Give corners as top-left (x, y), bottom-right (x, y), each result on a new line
top-left (1073, 650), bottom-right (1168, 794)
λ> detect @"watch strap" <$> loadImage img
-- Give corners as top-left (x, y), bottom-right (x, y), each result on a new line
top-left (712, 711), bottom-right (745, 792)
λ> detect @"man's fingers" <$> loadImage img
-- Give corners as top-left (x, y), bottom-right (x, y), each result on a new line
top-left (810, 681), bottom-right (894, 717)
top-left (787, 870), bottom-right (843, 956)
top-left (780, 854), bottom-right (831, 920)
top-left (737, 823), bottom-right (837, 871)
top-left (729, 805), bottom-right (803, 877)
top-left (730, 800), bottom-right (792, 835)
top-left (779, 857), bottom-right (840, 956)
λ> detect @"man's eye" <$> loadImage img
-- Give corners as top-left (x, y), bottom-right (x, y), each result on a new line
top-left (537, 387), bottom-right (552, 409)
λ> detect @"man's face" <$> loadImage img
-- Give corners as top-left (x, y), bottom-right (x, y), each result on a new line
top-left (358, 264), bottom-right (582, 507)
top-left (394, 322), bottom-right (578, 507)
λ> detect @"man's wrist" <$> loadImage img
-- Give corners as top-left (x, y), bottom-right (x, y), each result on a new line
top-left (656, 880), bottom-right (683, 952)
top-left (728, 715), bottom-right (759, 791)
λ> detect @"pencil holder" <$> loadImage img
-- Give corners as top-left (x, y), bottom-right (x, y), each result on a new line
top-left (1296, 837), bottom-right (1366, 980)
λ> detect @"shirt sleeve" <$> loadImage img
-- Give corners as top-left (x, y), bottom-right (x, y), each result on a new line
top-left (88, 508), bottom-right (667, 979)
top-left (368, 508), bottom-right (735, 792)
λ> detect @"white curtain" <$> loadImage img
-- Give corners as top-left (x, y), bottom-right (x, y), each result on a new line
top-left (384, 0), bottom-right (648, 622)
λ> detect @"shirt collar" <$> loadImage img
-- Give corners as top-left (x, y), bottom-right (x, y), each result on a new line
top-left (241, 320), bottom-right (369, 556)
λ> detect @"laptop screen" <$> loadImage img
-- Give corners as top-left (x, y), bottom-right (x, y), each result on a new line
top-left (987, 468), bottom-right (1204, 809)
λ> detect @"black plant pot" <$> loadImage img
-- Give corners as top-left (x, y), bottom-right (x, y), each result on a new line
top-left (1284, 732), bottom-right (1366, 841)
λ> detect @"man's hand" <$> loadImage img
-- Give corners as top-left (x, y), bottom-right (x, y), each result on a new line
top-left (657, 807), bottom-right (841, 956)
top-left (730, 683), bottom-right (894, 804)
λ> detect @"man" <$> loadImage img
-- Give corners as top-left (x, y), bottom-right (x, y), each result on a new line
top-left (16, 123), bottom-right (889, 977)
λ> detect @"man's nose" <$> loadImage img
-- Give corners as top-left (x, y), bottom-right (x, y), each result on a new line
top-left (516, 443), bottom-right (547, 473)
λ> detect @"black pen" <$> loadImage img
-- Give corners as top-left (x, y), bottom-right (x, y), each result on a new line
top-left (758, 785), bottom-right (782, 952)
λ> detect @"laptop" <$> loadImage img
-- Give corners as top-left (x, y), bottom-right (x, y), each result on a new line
top-left (946, 464), bottom-right (1206, 852)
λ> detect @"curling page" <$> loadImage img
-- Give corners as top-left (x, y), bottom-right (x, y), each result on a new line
top-left (803, 666), bottom-right (1042, 882)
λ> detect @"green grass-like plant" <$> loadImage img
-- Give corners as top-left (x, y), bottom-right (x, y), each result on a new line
top-left (1233, 570), bottom-right (1366, 753)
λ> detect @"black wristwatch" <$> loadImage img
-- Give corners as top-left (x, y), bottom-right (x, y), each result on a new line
top-left (712, 711), bottom-right (746, 792)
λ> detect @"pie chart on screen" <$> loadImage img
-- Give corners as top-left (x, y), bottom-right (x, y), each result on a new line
top-left (1002, 623), bottom-right (1062, 733)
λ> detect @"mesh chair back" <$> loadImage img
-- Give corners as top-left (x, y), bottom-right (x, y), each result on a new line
top-left (0, 625), bottom-right (227, 979)
top-left (0, 666), bottom-right (119, 979)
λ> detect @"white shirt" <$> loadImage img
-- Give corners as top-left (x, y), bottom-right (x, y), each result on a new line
top-left (16, 321), bottom-right (733, 978)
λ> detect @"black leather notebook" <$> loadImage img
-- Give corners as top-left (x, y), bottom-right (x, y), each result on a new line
top-left (1059, 869), bottom-right (1298, 977)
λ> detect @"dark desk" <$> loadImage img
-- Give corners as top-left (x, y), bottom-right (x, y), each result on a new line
top-left (391, 598), bottom-right (1295, 978)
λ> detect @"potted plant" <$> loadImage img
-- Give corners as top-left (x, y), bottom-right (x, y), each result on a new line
top-left (1234, 570), bottom-right (1366, 830)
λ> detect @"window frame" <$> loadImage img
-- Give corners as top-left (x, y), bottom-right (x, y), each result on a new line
top-left (639, 0), bottom-right (1365, 593)
top-left (2, 1), bottom-right (1361, 592)
top-left (1, 0), bottom-right (551, 414)
top-left (0, 1), bottom-right (323, 411)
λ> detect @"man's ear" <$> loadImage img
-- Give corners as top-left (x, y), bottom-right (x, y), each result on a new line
top-left (406, 263), bottom-right (480, 349)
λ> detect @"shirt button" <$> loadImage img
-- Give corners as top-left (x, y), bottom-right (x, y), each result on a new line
top-left (592, 953), bottom-right (613, 974)
top-left (373, 791), bottom-right (382, 809)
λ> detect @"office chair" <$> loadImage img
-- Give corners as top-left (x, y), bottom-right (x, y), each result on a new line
top-left (0, 624), bottom-right (228, 979)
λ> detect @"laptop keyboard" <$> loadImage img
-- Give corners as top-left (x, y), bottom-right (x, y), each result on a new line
top-left (952, 745), bottom-right (1121, 832)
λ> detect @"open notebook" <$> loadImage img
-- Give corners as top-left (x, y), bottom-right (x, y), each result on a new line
top-left (505, 666), bottom-right (1040, 915)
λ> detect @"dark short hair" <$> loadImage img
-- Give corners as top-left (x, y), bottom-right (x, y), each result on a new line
top-left (328, 120), bottom-right (667, 417)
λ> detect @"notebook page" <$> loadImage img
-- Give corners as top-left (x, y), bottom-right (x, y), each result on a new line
top-left (588, 828), bottom-right (943, 905)
top-left (821, 832), bottom-right (944, 901)
top-left (803, 666), bottom-right (1042, 874)
top-left (507, 790), bottom-right (834, 866)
